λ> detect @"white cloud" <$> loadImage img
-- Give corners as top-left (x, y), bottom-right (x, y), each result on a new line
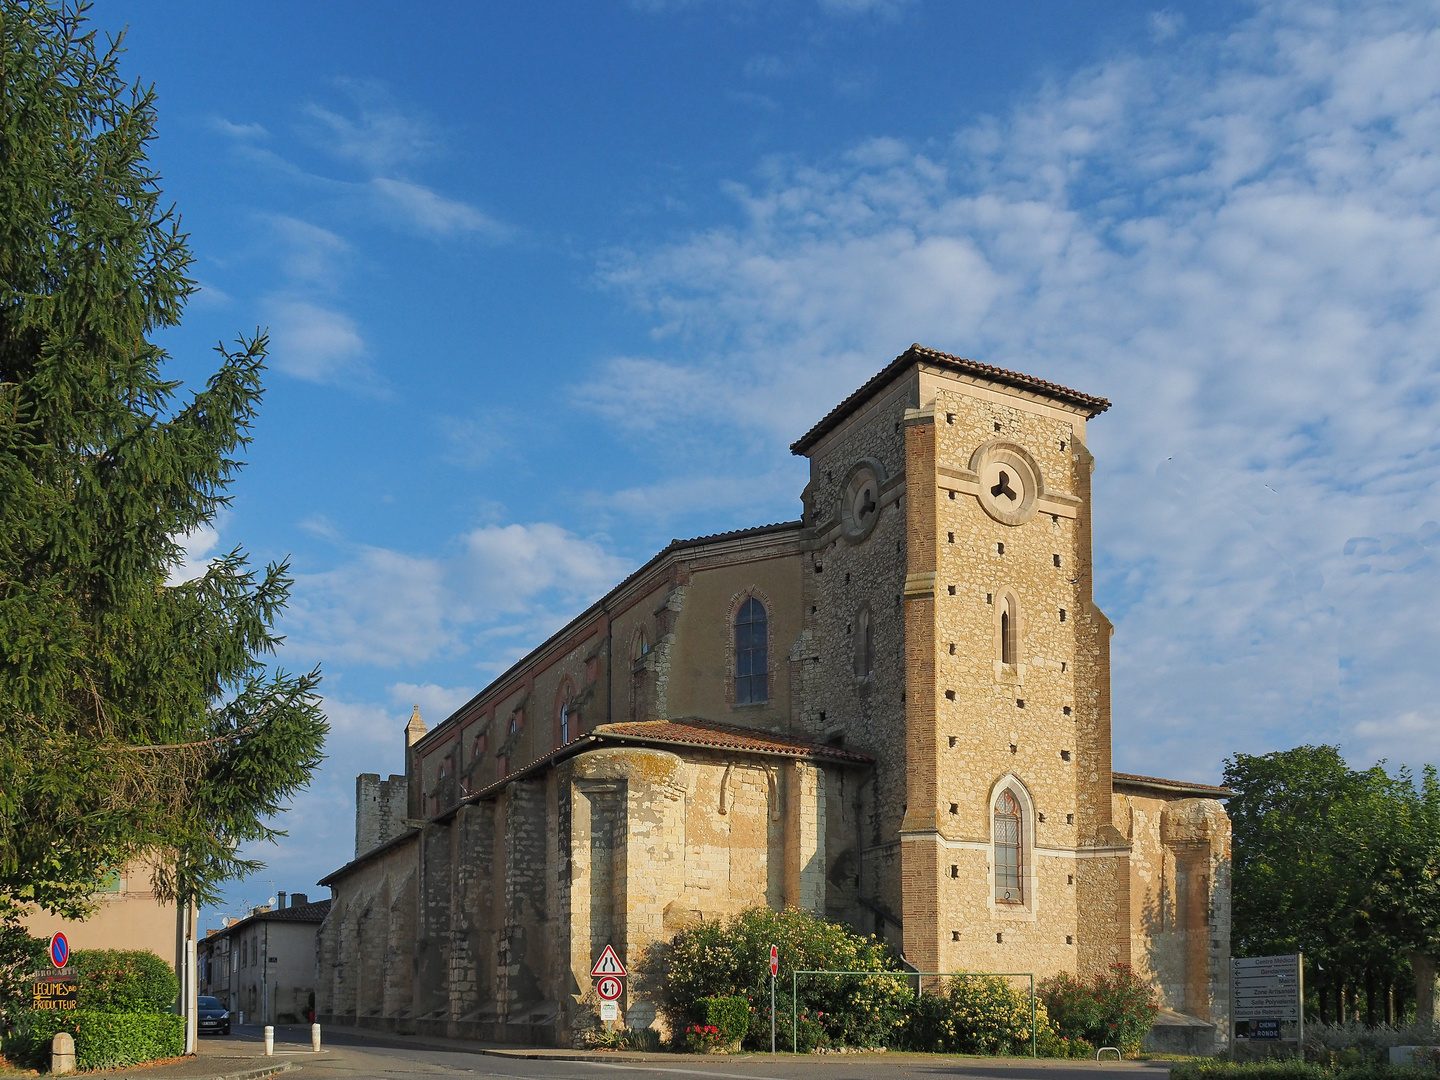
top-left (265, 299), bottom-right (370, 385)
top-left (302, 90), bottom-right (435, 174)
top-left (387, 682), bottom-right (477, 726)
top-left (166, 523), bottom-right (223, 586)
top-left (577, 0), bottom-right (1440, 777)
top-left (284, 523), bottom-right (628, 669)
top-left (211, 117), bottom-right (269, 140)
top-left (817, 0), bottom-right (915, 19)
top-left (370, 178), bottom-right (512, 241)
top-left (266, 215), bottom-right (350, 288)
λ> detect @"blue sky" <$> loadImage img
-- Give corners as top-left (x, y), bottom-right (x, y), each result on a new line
top-left (85, 0), bottom-right (1440, 925)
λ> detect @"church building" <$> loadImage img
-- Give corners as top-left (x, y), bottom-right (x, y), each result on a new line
top-left (315, 344), bottom-right (1232, 1050)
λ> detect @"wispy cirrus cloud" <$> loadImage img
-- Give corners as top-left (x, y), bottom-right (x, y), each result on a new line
top-left (576, 0), bottom-right (1440, 777)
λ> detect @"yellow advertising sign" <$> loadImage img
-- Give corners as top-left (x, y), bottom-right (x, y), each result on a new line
top-left (32, 980), bottom-right (78, 1011)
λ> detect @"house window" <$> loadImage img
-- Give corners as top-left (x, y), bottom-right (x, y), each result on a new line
top-left (853, 606), bottom-right (874, 678)
top-left (994, 790), bottom-right (1023, 903)
top-left (735, 597), bottom-right (769, 704)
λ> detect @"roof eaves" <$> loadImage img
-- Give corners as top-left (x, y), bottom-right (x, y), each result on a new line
top-left (1111, 771), bottom-right (1233, 798)
top-left (790, 344), bottom-right (1111, 456)
top-left (317, 827), bottom-right (419, 887)
top-left (410, 522), bottom-right (804, 755)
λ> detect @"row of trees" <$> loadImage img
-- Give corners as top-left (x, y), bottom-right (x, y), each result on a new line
top-left (1226, 746), bottom-right (1440, 1027)
top-left (0, 0), bottom-right (327, 995)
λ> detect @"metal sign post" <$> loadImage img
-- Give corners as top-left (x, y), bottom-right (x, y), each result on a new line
top-left (591, 944), bottom-right (627, 1030)
top-left (1232, 953), bottom-right (1302, 1058)
top-left (769, 945), bottom-right (778, 1054)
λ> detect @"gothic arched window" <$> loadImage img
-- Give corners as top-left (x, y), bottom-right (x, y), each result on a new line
top-left (994, 790), bottom-right (1023, 903)
top-left (735, 596), bottom-right (769, 704)
top-left (1000, 594), bottom-right (1018, 666)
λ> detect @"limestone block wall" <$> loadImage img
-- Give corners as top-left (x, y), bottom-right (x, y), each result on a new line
top-left (355, 773), bottom-right (407, 857)
top-left (1120, 791), bottom-right (1232, 1026)
top-left (799, 371), bottom-right (914, 943)
top-left (316, 832), bottom-right (418, 1021)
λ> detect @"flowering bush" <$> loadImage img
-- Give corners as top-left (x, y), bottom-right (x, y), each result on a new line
top-left (899, 975), bottom-right (1035, 1054)
top-left (684, 1024), bottom-right (724, 1053)
top-left (1039, 963), bottom-right (1158, 1054)
top-left (637, 906), bottom-right (909, 1051)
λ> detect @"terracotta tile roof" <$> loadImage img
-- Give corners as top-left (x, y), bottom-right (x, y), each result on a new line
top-left (212, 899), bottom-right (332, 934)
top-left (593, 719), bottom-right (874, 765)
top-left (1112, 771), bottom-right (1232, 798)
top-left (791, 343), bottom-right (1111, 456)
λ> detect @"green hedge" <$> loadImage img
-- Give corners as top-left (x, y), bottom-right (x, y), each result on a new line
top-left (1170, 1063), bottom-right (1440, 1080)
top-left (637, 906), bottom-right (910, 1051)
top-left (71, 949), bottom-right (178, 1012)
top-left (6, 1009), bottom-right (185, 1070)
top-left (696, 995), bottom-right (750, 1044)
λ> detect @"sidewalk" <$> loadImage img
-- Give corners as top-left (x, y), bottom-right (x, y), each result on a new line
top-left (83, 1028), bottom-right (305, 1080)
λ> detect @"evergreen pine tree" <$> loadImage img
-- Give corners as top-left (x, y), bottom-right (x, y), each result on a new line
top-left (0, 0), bottom-right (327, 934)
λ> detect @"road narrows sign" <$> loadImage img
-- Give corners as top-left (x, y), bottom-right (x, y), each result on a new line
top-left (591, 944), bottom-right (626, 978)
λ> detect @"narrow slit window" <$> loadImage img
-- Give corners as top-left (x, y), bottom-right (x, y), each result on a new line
top-left (735, 597), bottom-right (769, 703)
top-left (1000, 597), bottom-right (1018, 665)
top-left (994, 790), bottom-right (1023, 903)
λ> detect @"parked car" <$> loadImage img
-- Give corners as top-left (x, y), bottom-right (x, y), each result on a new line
top-left (197, 996), bottom-right (231, 1036)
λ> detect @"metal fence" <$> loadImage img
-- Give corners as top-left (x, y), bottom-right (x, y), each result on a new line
top-left (788, 969), bottom-right (1037, 1056)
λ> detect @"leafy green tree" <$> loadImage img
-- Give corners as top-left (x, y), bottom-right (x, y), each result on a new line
top-left (1330, 765), bottom-right (1440, 1024)
top-left (1224, 746), bottom-right (1435, 1025)
top-left (0, 0), bottom-right (326, 932)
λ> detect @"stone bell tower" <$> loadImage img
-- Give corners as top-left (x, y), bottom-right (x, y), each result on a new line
top-left (791, 344), bottom-right (1122, 977)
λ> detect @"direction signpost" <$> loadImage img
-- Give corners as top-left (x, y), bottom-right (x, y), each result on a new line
top-left (592, 945), bottom-right (626, 1026)
top-left (33, 933), bottom-right (76, 1013)
top-left (1231, 954), bottom-right (1303, 1059)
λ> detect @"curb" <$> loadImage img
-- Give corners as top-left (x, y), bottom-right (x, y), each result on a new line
top-left (92, 1062), bottom-right (296, 1080)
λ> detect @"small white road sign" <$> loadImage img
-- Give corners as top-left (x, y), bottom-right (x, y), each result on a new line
top-left (600, 1001), bottom-right (619, 1021)
top-left (591, 944), bottom-right (627, 978)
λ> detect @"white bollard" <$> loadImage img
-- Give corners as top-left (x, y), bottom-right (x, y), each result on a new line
top-left (237, 1010), bottom-right (245, 1026)
top-left (311, 1023), bottom-right (321, 1052)
top-left (264, 1026), bottom-right (274, 1056)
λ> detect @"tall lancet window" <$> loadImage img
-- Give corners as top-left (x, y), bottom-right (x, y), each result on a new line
top-left (994, 790), bottom-right (1023, 903)
top-left (1000, 595), bottom-right (1018, 666)
top-left (735, 597), bottom-right (769, 703)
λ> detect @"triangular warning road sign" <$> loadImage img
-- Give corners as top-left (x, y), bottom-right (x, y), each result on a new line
top-left (590, 944), bottom-right (627, 977)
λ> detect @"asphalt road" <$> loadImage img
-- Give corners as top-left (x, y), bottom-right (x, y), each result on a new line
top-left (203, 1025), bottom-right (1172, 1080)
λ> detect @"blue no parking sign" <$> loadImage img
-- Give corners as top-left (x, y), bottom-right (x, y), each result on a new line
top-left (49, 932), bottom-right (69, 969)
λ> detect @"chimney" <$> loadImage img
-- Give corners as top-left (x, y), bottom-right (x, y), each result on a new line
top-left (278, 891), bottom-right (287, 910)
top-left (290, 893), bottom-right (308, 908)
